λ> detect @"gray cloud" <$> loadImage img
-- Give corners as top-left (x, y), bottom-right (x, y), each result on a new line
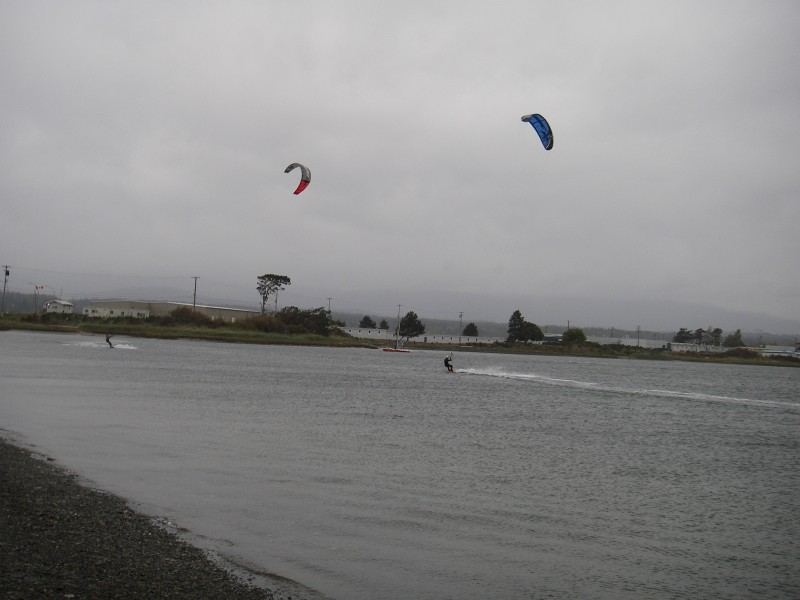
top-left (2, 1), bottom-right (798, 330)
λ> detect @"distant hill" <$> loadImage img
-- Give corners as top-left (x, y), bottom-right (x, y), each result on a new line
top-left (5, 285), bottom-right (797, 345)
top-left (1, 291), bottom-right (57, 314)
top-left (326, 287), bottom-right (799, 340)
top-left (330, 311), bottom-right (795, 347)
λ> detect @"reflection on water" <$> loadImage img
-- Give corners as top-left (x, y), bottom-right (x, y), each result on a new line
top-left (1, 330), bottom-right (799, 600)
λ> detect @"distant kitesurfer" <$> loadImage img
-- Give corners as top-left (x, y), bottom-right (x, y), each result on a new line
top-left (444, 354), bottom-right (454, 373)
top-left (105, 334), bottom-right (114, 349)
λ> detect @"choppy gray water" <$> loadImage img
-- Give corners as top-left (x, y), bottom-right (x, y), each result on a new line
top-left (1, 330), bottom-right (798, 599)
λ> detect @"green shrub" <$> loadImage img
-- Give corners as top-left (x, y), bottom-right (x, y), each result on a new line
top-left (723, 347), bottom-right (759, 359)
top-left (239, 307), bottom-right (333, 336)
top-left (239, 314), bottom-right (287, 333)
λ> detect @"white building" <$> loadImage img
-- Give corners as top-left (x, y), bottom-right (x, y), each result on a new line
top-left (668, 342), bottom-right (725, 353)
top-left (42, 299), bottom-right (74, 314)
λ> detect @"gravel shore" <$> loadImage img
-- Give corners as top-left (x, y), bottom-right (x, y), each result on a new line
top-left (0, 436), bottom-right (274, 599)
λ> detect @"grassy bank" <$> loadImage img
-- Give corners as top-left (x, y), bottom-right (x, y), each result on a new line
top-left (2, 315), bottom-right (797, 367)
top-left (405, 339), bottom-right (800, 368)
top-left (0, 315), bottom-right (375, 349)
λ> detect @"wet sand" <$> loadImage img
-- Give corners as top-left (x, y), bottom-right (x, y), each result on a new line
top-left (0, 436), bottom-right (273, 599)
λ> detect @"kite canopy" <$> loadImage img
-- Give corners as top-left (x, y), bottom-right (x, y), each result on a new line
top-left (521, 114), bottom-right (553, 150)
top-left (284, 162), bottom-right (311, 194)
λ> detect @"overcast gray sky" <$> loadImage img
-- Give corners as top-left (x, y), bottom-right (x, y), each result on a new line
top-left (2, 1), bottom-right (798, 331)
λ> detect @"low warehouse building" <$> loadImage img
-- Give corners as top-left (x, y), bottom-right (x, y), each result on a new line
top-left (83, 301), bottom-right (150, 319)
top-left (82, 300), bottom-right (258, 323)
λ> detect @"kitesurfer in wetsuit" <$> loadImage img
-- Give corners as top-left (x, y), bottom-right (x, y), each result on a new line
top-left (105, 333), bottom-right (114, 349)
top-left (444, 355), bottom-right (454, 373)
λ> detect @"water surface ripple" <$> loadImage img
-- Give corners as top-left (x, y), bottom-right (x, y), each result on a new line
top-left (1, 331), bottom-right (798, 599)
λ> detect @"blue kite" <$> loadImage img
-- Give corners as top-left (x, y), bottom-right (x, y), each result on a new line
top-left (521, 114), bottom-right (553, 150)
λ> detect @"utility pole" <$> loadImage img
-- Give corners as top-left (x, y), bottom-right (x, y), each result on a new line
top-left (458, 311), bottom-right (463, 345)
top-left (637, 325), bottom-right (641, 347)
top-left (33, 284), bottom-right (45, 314)
top-left (327, 297), bottom-right (333, 315)
top-left (1, 265), bottom-right (9, 314)
top-left (192, 277), bottom-right (199, 311)
top-left (396, 304), bottom-right (402, 339)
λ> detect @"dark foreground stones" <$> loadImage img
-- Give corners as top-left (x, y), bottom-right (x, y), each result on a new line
top-left (0, 437), bottom-right (272, 599)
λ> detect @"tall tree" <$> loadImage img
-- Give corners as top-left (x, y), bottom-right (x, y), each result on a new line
top-left (506, 310), bottom-right (544, 342)
top-left (399, 311), bottom-right (425, 340)
top-left (507, 310), bottom-right (526, 342)
top-left (723, 329), bottom-right (744, 347)
top-left (562, 328), bottom-right (586, 345)
top-left (462, 322), bottom-right (478, 337)
top-left (256, 274), bottom-right (291, 314)
top-left (507, 310), bottom-right (543, 342)
top-left (359, 315), bottom-right (377, 328)
top-left (519, 321), bottom-right (544, 342)
top-left (378, 319), bottom-right (389, 330)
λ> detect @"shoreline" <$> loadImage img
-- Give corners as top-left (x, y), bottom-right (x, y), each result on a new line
top-left (0, 435), bottom-right (312, 600)
top-left (2, 322), bottom-right (799, 368)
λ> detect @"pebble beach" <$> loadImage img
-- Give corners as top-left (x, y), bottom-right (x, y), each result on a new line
top-left (0, 436), bottom-right (274, 600)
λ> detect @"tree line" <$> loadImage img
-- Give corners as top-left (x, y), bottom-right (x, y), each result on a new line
top-left (357, 308), bottom-right (587, 345)
top-left (358, 313), bottom-right (480, 338)
top-left (1, 267), bottom-right (761, 349)
top-left (506, 309), bottom-right (587, 345)
top-left (672, 327), bottom-right (745, 347)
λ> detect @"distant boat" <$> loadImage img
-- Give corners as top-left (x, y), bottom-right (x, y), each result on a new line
top-left (382, 305), bottom-right (411, 353)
